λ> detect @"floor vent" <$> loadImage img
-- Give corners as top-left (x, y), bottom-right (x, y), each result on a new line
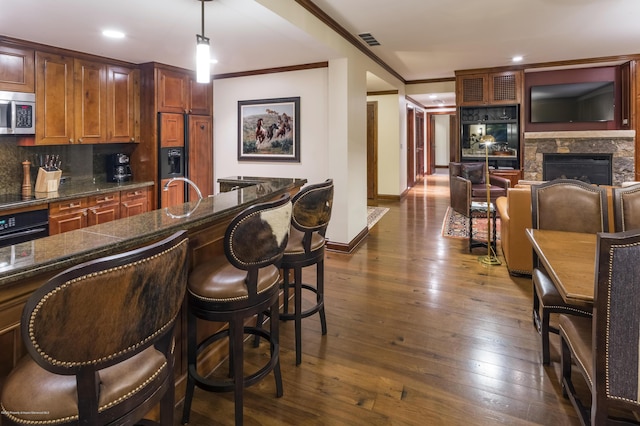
top-left (358, 32), bottom-right (380, 46)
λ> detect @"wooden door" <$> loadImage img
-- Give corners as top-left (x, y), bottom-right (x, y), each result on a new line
top-left (107, 65), bottom-right (139, 142)
top-left (366, 102), bottom-right (378, 201)
top-left (35, 52), bottom-right (74, 145)
top-left (415, 110), bottom-right (425, 178)
top-left (406, 107), bottom-right (415, 188)
top-left (74, 59), bottom-right (107, 144)
top-left (188, 115), bottom-right (213, 200)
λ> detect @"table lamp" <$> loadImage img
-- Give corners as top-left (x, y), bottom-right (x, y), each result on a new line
top-left (479, 134), bottom-right (501, 266)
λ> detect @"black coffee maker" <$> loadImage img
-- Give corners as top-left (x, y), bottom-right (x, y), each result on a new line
top-left (106, 153), bottom-right (133, 182)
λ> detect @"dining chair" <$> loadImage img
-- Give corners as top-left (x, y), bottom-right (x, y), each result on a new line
top-left (530, 179), bottom-right (608, 365)
top-left (182, 194), bottom-right (292, 426)
top-left (612, 183), bottom-right (640, 232)
top-left (0, 231), bottom-right (189, 426)
top-left (559, 229), bottom-right (640, 425)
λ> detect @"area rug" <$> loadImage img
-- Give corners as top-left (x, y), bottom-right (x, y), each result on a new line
top-left (367, 207), bottom-right (389, 229)
top-left (441, 207), bottom-right (501, 241)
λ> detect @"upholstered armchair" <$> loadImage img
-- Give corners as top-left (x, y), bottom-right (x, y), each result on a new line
top-left (449, 162), bottom-right (510, 216)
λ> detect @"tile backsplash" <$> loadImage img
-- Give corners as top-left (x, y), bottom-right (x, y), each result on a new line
top-left (0, 137), bottom-right (136, 194)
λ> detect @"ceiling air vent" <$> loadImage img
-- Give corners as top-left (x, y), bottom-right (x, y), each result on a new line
top-left (358, 33), bottom-right (380, 46)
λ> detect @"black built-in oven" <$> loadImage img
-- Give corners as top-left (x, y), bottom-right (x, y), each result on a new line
top-left (0, 206), bottom-right (49, 249)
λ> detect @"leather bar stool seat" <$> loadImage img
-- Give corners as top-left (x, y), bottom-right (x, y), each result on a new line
top-left (182, 194), bottom-right (292, 426)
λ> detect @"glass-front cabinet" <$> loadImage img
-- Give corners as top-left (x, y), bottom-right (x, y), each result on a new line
top-left (459, 104), bottom-right (519, 170)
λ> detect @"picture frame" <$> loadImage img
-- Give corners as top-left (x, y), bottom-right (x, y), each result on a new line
top-left (238, 97), bottom-right (300, 162)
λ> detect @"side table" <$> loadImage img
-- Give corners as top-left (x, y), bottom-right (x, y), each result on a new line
top-left (469, 201), bottom-right (497, 253)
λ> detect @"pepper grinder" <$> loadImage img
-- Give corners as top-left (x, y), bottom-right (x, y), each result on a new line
top-left (22, 160), bottom-right (32, 199)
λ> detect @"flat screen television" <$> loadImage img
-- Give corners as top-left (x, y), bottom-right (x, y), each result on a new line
top-left (530, 81), bottom-right (614, 123)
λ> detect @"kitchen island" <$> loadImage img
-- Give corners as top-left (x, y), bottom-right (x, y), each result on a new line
top-left (0, 176), bottom-right (306, 403)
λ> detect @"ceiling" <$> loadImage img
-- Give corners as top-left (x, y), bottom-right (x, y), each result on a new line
top-left (2, 0), bottom-right (639, 107)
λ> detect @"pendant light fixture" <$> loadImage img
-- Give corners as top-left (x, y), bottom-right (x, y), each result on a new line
top-left (196, 0), bottom-right (211, 83)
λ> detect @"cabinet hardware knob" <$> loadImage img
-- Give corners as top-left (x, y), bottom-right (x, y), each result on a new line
top-left (78, 138), bottom-right (83, 144)
top-left (69, 138), bottom-right (74, 144)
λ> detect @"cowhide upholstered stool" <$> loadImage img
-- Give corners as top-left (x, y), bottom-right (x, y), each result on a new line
top-left (279, 179), bottom-right (333, 365)
top-left (181, 194), bottom-right (292, 426)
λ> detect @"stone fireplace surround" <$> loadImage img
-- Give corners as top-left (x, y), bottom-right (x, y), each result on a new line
top-left (523, 130), bottom-right (636, 186)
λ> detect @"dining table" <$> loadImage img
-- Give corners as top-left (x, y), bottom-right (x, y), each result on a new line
top-left (525, 228), bottom-right (598, 305)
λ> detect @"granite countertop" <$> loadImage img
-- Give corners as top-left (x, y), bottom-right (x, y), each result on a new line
top-left (0, 177), bottom-right (306, 287)
top-left (0, 179), bottom-right (155, 212)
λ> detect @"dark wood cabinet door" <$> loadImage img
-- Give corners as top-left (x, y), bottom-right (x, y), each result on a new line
top-left (87, 193), bottom-right (120, 226)
top-left (189, 78), bottom-right (212, 115)
top-left (107, 65), bottom-right (139, 142)
top-left (74, 59), bottom-right (107, 144)
top-left (158, 68), bottom-right (188, 113)
top-left (49, 210), bottom-right (87, 235)
top-left (120, 188), bottom-right (149, 218)
top-left (35, 52), bottom-right (75, 145)
top-left (0, 44), bottom-right (34, 92)
top-left (188, 115), bottom-right (213, 200)
top-left (159, 113), bottom-right (184, 147)
top-left (161, 178), bottom-right (185, 208)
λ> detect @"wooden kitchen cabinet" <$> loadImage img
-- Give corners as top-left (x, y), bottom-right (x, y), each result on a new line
top-left (189, 76), bottom-right (212, 115)
top-left (120, 187), bottom-right (150, 218)
top-left (160, 178), bottom-right (185, 209)
top-left (0, 43), bottom-right (34, 92)
top-left (49, 197), bottom-right (88, 235)
top-left (87, 192), bottom-right (120, 226)
top-left (456, 70), bottom-right (523, 106)
top-left (107, 65), bottom-right (140, 143)
top-left (188, 114), bottom-right (213, 198)
top-left (157, 67), bottom-right (212, 115)
top-left (32, 52), bottom-right (139, 146)
top-left (49, 187), bottom-right (149, 235)
top-left (35, 52), bottom-right (75, 145)
top-left (74, 58), bottom-right (108, 144)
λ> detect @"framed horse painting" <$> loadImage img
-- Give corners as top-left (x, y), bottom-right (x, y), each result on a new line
top-left (238, 97), bottom-right (300, 162)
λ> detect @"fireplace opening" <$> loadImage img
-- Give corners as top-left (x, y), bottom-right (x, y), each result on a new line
top-left (543, 153), bottom-right (612, 185)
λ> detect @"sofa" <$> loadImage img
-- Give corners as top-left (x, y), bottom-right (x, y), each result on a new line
top-left (495, 187), bottom-right (534, 276)
top-left (495, 182), bottom-right (616, 276)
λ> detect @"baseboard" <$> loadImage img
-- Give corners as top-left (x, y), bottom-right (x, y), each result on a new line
top-left (326, 226), bottom-right (369, 253)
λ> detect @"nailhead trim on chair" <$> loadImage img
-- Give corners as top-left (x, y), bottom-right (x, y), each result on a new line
top-left (28, 244), bottom-right (183, 367)
top-left (187, 277), bottom-right (279, 303)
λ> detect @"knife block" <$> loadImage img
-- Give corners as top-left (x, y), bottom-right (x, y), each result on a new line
top-left (35, 168), bottom-right (62, 193)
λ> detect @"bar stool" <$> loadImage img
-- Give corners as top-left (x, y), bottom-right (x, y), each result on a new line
top-left (181, 194), bottom-right (292, 426)
top-left (280, 179), bottom-right (333, 365)
top-left (0, 231), bottom-right (189, 426)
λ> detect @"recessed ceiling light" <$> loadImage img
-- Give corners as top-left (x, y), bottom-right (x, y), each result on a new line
top-left (512, 55), bottom-right (523, 62)
top-left (103, 30), bottom-right (125, 39)
top-left (429, 94), bottom-right (437, 99)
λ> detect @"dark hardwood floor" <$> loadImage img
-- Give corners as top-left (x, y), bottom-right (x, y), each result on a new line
top-left (177, 172), bottom-right (581, 425)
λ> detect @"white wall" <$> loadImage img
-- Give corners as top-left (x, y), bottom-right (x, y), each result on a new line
top-left (213, 67), bottom-right (333, 231)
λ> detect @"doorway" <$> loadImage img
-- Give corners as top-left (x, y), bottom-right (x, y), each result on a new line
top-left (367, 101), bottom-right (378, 201)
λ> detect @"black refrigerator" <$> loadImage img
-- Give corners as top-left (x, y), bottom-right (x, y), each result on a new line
top-left (158, 112), bottom-right (213, 208)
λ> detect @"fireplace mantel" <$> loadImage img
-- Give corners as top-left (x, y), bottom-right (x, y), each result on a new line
top-left (525, 130), bottom-right (636, 139)
top-left (523, 130), bottom-right (635, 185)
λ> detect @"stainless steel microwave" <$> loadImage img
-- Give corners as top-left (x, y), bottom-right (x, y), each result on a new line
top-left (0, 91), bottom-right (35, 135)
